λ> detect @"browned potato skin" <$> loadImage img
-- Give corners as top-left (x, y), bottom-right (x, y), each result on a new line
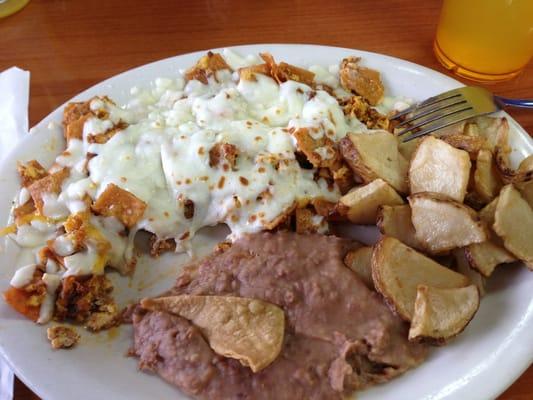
top-left (409, 192), bottom-right (488, 255)
top-left (371, 236), bottom-right (470, 322)
top-left (339, 179), bottom-right (404, 225)
top-left (408, 284), bottom-right (480, 346)
top-left (376, 204), bottom-right (423, 251)
top-left (473, 149), bottom-right (503, 204)
top-left (339, 131), bottom-right (408, 194)
top-left (408, 136), bottom-right (471, 202)
top-left (493, 184), bottom-right (533, 270)
top-left (344, 246), bottom-right (373, 289)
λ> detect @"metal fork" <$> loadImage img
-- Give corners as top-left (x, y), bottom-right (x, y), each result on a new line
top-left (391, 86), bottom-right (533, 142)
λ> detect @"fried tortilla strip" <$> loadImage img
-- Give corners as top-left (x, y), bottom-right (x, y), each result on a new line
top-left (17, 160), bottom-right (48, 187)
top-left (238, 63), bottom-right (270, 81)
top-left (340, 131), bottom-right (409, 193)
top-left (341, 95), bottom-right (389, 130)
top-left (372, 237), bottom-right (470, 321)
top-left (295, 207), bottom-right (328, 234)
top-left (27, 168), bottom-right (70, 214)
top-left (63, 100), bottom-right (94, 141)
top-left (185, 52), bottom-right (231, 84)
top-left (409, 136), bottom-right (471, 202)
top-left (292, 127), bottom-right (342, 170)
top-left (339, 56), bottom-right (384, 105)
top-left (47, 325), bottom-right (80, 349)
top-left (493, 184), bottom-right (533, 269)
top-left (92, 183), bottom-right (147, 228)
top-left (339, 179), bottom-right (404, 225)
top-left (142, 295), bottom-right (285, 373)
top-left (377, 204), bottom-right (423, 250)
top-left (409, 192), bottom-right (488, 254)
top-left (408, 284), bottom-right (479, 345)
top-left (259, 53), bottom-right (315, 86)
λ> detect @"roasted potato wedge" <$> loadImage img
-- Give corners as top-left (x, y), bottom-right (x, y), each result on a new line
top-left (344, 246), bottom-right (373, 289)
top-left (408, 284), bottom-right (479, 344)
top-left (516, 180), bottom-right (533, 208)
top-left (469, 196), bottom-right (516, 275)
top-left (398, 137), bottom-right (420, 161)
top-left (372, 236), bottom-right (470, 321)
top-left (453, 249), bottom-right (486, 297)
top-left (464, 240), bottom-right (516, 277)
top-left (518, 155), bottom-right (533, 173)
top-left (441, 134), bottom-right (487, 160)
top-left (339, 179), bottom-right (404, 225)
top-left (473, 116), bottom-right (509, 152)
top-left (409, 192), bottom-right (488, 254)
top-left (377, 204), bottom-right (423, 250)
top-left (409, 136), bottom-right (471, 202)
top-left (473, 149), bottom-right (503, 203)
top-left (493, 184), bottom-right (533, 269)
top-left (339, 131), bottom-right (408, 193)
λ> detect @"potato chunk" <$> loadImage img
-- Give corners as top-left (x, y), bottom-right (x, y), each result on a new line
top-left (339, 179), bottom-right (404, 224)
top-left (344, 246), bottom-right (373, 289)
top-left (409, 192), bottom-right (488, 254)
top-left (493, 184), bottom-right (533, 269)
top-left (408, 285), bottom-right (479, 344)
top-left (453, 249), bottom-right (486, 297)
top-left (473, 149), bottom-right (502, 203)
top-left (340, 131), bottom-right (408, 193)
top-left (464, 240), bottom-right (516, 277)
top-left (377, 204), bottom-right (422, 250)
top-left (371, 237), bottom-right (470, 321)
top-left (92, 183), bottom-right (147, 228)
top-left (409, 136), bottom-right (471, 202)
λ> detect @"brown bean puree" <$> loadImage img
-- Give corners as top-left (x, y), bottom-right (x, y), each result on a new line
top-left (132, 232), bottom-right (427, 399)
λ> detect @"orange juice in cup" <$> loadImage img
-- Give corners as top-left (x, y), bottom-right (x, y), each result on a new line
top-left (434, 0), bottom-right (533, 82)
top-left (0, 0), bottom-right (30, 18)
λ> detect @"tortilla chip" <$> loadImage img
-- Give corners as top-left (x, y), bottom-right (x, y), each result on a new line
top-left (142, 295), bottom-right (285, 372)
top-left (17, 160), bottom-right (48, 187)
top-left (27, 168), bottom-right (70, 214)
top-left (92, 183), bottom-right (147, 228)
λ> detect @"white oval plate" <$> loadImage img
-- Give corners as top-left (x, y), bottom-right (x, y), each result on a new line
top-left (0, 44), bottom-right (531, 400)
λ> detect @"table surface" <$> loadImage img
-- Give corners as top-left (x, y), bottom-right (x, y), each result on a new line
top-left (1, 0), bottom-right (531, 399)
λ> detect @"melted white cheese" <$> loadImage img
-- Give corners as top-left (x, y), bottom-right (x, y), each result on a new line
top-left (10, 50), bottom-right (396, 280)
top-left (10, 264), bottom-right (37, 288)
top-left (37, 273), bottom-right (61, 324)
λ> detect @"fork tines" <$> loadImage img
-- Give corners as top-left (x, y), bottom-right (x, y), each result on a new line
top-left (391, 88), bottom-right (477, 142)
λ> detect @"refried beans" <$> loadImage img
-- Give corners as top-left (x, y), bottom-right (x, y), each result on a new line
top-left (132, 232), bottom-right (427, 399)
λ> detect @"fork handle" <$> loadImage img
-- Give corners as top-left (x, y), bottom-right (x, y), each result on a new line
top-left (494, 96), bottom-right (533, 109)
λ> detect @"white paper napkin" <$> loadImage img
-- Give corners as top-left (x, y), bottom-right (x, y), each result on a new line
top-left (0, 66), bottom-right (30, 400)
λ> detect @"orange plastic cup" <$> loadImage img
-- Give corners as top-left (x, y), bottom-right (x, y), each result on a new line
top-left (434, 0), bottom-right (533, 82)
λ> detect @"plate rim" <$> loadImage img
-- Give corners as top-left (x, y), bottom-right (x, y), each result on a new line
top-left (1, 43), bottom-right (532, 400)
